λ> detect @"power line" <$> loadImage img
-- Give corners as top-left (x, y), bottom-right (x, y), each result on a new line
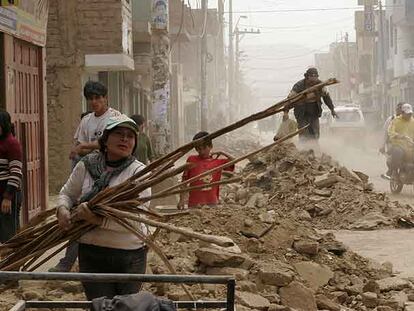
top-left (225, 16), bottom-right (353, 30)
top-left (224, 5), bottom-right (402, 14)
top-left (243, 45), bottom-right (330, 61)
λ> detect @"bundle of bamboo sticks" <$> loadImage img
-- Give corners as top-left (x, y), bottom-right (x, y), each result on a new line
top-left (0, 79), bottom-right (338, 276)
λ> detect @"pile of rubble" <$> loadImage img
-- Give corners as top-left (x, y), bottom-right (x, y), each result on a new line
top-left (214, 129), bottom-right (263, 157)
top-left (221, 143), bottom-right (413, 230)
top-left (3, 144), bottom-right (414, 310)
top-left (0, 280), bottom-right (84, 310)
top-left (152, 205), bottom-right (414, 311)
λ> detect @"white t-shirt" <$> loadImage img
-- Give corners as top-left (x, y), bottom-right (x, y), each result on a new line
top-left (74, 108), bottom-right (121, 143)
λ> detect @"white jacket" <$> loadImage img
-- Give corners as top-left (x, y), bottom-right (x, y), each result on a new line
top-left (58, 160), bottom-right (151, 250)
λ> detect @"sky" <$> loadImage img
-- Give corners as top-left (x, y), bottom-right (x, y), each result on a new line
top-left (188, 0), bottom-right (363, 108)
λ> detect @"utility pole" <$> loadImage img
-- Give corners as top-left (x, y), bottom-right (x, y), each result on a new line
top-left (345, 32), bottom-right (351, 102)
top-left (201, 0), bottom-right (208, 130)
top-left (234, 27), bottom-right (260, 117)
top-left (379, 0), bottom-right (388, 119)
top-left (228, 0), bottom-right (234, 123)
top-left (235, 27), bottom-right (240, 101)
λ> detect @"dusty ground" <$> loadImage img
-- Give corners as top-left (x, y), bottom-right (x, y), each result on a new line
top-left (3, 128), bottom-right (414, 310)
top-left (332, 229), bottom-right (414, 279)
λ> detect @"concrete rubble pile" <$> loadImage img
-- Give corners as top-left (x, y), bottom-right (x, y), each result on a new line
top-left (151, 204), bottom-right (414, 311)
top-left (221, 143), bottom-right (413, 231)
top-left (2, 144), bottom-right (414, 310)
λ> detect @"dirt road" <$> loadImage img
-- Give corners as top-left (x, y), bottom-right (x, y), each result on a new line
top-left (319, 135), bottom-right (414, 277)
top-left (333, 229), bottom-right (414, 278)
top-left (319, 136), bottom-right (414, 205)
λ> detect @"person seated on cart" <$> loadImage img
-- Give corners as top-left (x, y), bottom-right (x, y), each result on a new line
top-left (387, 103), bottom-right (414, 176)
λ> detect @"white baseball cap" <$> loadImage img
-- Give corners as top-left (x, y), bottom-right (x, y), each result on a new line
top-left (401, 103), bottom-right (413, 114)
top-left (105, 114), bottom-right (138, 134)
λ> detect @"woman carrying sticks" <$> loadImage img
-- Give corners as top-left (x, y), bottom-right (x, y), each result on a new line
top-left (56, 115), bottom-right (151, 300)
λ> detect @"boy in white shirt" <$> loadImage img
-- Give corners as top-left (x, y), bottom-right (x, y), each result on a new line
top-left (69, 81), bottom-right (121, 161)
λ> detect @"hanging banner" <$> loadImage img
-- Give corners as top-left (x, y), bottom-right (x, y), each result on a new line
top-left (364, 4), bottom-right (374, 32)
top-left (152, 0), bottom-right (168, 30)
top-left (0, 0), bottom-right (47, 46)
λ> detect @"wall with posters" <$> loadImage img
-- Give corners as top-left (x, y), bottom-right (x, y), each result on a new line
top-left (0, 0), bottom-right (48, 46)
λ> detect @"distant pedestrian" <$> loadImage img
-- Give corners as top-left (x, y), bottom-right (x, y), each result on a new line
top-left (289, 68), bottom-right (337, 141)
top-left (0, 110), bottom-right (22, 242)
top-left (130, 115), bottom-right (153, 165)
top-left (274, 108), bottom-right (298, 142)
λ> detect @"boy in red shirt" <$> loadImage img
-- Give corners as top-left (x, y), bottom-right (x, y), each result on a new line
top-left (178, 131), bottom-right (235, 209)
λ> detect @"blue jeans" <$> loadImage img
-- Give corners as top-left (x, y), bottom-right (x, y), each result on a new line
top-left (78, 243), bottom-right (148, 300)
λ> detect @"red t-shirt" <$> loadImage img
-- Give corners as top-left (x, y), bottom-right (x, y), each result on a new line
top-left (183, 155), bottom-right (235, 207)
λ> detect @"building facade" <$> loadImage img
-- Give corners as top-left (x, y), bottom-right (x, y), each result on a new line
top-left (385, 0), bottom-right (414, 110)
top-left (169, 0), bottom-right (226, 142)
top-left (0, 0), bottom-right (49, 221)
top-left (315, 40), bottom-right (358, 103)
top-left (47, 0), bottom-right (169, 193)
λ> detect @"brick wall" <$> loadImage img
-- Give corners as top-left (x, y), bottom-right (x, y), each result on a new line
top-left (46, 0), bottom-right (133, 193)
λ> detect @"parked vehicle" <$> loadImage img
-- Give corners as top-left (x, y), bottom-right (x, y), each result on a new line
top-left (322, 104), bottom-right (366, 145)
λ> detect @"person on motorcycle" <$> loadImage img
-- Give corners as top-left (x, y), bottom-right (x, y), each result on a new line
top-left (381, 102), bottom-right (404, 179)
top-left (387, 103), bottom-right (414, 177)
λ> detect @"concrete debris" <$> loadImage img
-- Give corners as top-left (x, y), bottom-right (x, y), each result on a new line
top-left (195, 247), bottom-right (248, 267)
top-left (4, 143), bottom-right (414, 310)
top-left (258, 262), bottom-right (295, 286)
top-left (315, 294), bottom-right (341, 311)
top-left (236, 291), bottom-right (271, 310)
top-left (293, 240), bottom-right (319, 256)
top-left (293, 261), bottom-right (334, 290)
top-left (221, 144), bottom-right (412, 230)
top-left (279, 281), bottom-right (318, 311)
top-left (376, 277), bottom-right (411, 292)
top-left (361, 292), bottom-right (378, 308)
top-left (314, 173), bottom-right (343, 188)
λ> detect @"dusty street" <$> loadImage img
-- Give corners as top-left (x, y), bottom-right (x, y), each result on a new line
top-left (319, 135), bottom-right (414, 278)
top-left (333, 229), bottom-right (414, 278)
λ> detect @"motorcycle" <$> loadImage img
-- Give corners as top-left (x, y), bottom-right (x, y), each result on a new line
top-left (390, 136), bottom-right (414, 194)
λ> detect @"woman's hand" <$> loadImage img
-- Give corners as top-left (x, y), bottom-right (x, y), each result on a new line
top-left (1, 198), bottom-right (12, 214)
top-left (57, 206), bottom-right (72, 230)
top-left (71, 203), bottom-right (103, 226)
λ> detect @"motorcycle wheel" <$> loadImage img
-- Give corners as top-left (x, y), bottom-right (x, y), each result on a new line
top-left (390, 178), bottom-right (403, 194)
